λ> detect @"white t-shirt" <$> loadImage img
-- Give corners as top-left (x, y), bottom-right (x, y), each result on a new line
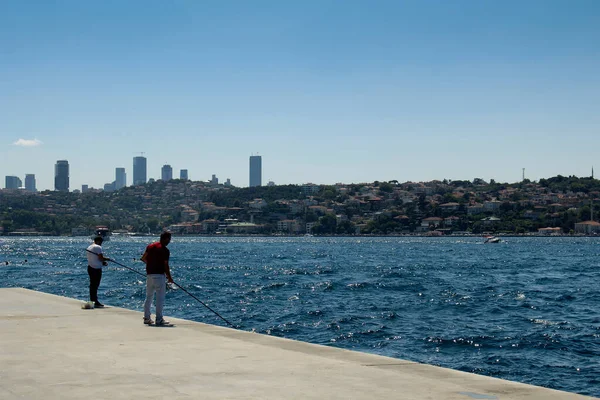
top-left (87, 244), bottom-right (104, 269)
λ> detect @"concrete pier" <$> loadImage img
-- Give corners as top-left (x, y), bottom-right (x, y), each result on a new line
top-left (0, 288), bottom-right (595, 399)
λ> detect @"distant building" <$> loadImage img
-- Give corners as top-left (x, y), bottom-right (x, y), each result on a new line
top-left (538, 227), bottom-right (562, 235)
top-left (467, 203), bottom-right (485, 215)
top-left (54, 160), bottom-right (69, 192)
top-left (133, 156), bottom-right (147, 185)
top-left (211, 174), bottom-right (218, 185)
top-left (5, 176), bottom-right (22, 189)
top-left (302, 183), bottom-right (320, 195)
top-left (227, 222), bottom-right (261, 234)
top-left (180, 169), bottom-right (188, 180)
top-left (104, 182), bottom-right (116, 192)
top-left (249, 198), bottom-right (268, 210)
top-left (420, 217), bottom-right (444, 231)
top-left (483, 200), bottom-right (501, 211)
top-left (574, 221), bottom-right (600, 235)
top-left (267, 181), bottom-right (275, 187)
top-left (482, 216), bottom-right (501, 226)
top-left (439, 202), bottom-right (460, 212)
top-left (24, 174), bottom-right (36, 192)
top-left (249, 155), bottom-right (262, 187)
top-left (115, 168), bottom-right (126, 189)
top-left (161, 164), bottom-right (173, 181)
top-left (277, 219), bottom-right (302, 234)
top-left (82, 184), bottom-right (89, 193)
top-left (224, 178), bottom-right (231, 186)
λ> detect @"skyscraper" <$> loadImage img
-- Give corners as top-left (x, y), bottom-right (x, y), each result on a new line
top-left (25, 174), bottom-right (36, 192)
top-left (161, 164), bottom-right (173, 181)
top-left (5, 176), bottom-right (22, 189)
top-left (115, 168), bottom-right (126, 190)
top-left (54, 160), bottom-right (69, 191)
top-left (133, 156), bottom-right (147, 185)
top-left (180, 169), bottom-right (188, 180)
top-left (249, 155), bottom-right (262, 187)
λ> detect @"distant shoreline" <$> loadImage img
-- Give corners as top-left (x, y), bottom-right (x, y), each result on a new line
top-left (2, 232), bottom-right (599, 238)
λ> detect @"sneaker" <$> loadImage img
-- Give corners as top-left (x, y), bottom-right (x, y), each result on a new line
top-left (155, 319), bottom-right (171, 326)
top-left (94, 302), bottom-right (105, 308)
top-left (143, 318), bottom-right (154, 325)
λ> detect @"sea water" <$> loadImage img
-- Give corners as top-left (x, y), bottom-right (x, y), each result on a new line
top-left (1, 236), bottom-right (598, 397)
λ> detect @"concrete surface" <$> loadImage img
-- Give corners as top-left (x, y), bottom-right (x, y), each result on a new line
top-left (0, 288), bottom-right (595, 400)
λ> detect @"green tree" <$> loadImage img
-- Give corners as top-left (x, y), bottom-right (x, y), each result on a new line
top-left (336, 220), bottom-right (355, 234)
top-left (313, 214), bottom-right (337, 234)
top-left (379, 182), bottom-right (394, 193)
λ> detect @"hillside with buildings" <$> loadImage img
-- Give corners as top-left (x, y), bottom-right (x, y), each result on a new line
top-left (1, 176), bottom-right (600, 236)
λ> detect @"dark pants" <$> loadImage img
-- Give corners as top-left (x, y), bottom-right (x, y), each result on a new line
top-left (87, 266), bottom-right (103, 303)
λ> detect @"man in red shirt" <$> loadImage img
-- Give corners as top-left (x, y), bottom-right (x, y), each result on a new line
top-left (141, 231), bottom-right (174, 326)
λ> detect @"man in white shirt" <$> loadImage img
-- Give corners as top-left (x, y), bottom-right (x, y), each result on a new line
top-left (86, 236), bottom-right (110, 308)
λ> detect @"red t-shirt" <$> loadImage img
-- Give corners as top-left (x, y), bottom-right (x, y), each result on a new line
top-left (145, 242), bottom-right (170, 275)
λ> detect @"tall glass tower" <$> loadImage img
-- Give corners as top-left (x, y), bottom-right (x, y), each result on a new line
top-left (25, 174), bottom-right (36, 192)
top-left (54, 160), bottom-right (69, 191)
top-left (161, 164), bottom-right (173, 181)
top-left (5, 176), bottom-right (22, 189)
top-left (133, 156), bottom-right (147, 185)
top-left (115, 168), bottom-right (126, 189)
top-left (180, 169), bottom-right (188, 180)
top-left (249, 155), bottom-right (262, 187)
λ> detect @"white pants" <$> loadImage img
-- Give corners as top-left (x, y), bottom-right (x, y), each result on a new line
top-left (144, 274), bottom-right (166, 321)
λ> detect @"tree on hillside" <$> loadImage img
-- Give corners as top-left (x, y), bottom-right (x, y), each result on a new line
top-left (313, 214), bottom-right (337, 234)
top-left (379, 182), bottom-right (394, 193)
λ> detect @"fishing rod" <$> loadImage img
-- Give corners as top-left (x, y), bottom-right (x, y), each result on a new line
top-left (100, 254), bottom-right (145, 277)
top-left (168, 280), bottom-right (238, 329)
top-left (85, 248), bottom-right (238, 328)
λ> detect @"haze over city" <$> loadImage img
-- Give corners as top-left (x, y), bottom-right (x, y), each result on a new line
top-left (1, 1), bottom-right (599, 191)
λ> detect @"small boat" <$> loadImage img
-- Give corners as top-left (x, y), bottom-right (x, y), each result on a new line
top-left (484, 235), bottom-right (500, 244)
top-left (93, 226), bottom-right (111, 241)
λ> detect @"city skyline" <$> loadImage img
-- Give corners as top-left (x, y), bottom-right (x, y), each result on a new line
top-left (2, 1), bottom-right (599, 191)
top-left (1, 153), bottom-right (598, 192)
top-left (2, 154), bottom-right (239, 191)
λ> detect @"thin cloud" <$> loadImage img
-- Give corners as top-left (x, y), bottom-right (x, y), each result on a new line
top-left (13, 139), bottom-right (43, 147)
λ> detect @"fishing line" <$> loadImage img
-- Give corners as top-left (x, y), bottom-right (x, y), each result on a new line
top-left (85, 248), bottom-right (238, 328)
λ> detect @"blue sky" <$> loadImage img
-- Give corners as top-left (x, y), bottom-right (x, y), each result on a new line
top-left (1, 0), bottom-right (599, 191)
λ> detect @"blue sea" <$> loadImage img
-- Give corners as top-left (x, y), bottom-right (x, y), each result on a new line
top-left (1, 236), bottom-right (599, 397)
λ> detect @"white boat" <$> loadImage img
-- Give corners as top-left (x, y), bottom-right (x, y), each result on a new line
top-left (484, 235), bottom-right (500, 243)
top-left (93, 226), bottom-right (111, 241)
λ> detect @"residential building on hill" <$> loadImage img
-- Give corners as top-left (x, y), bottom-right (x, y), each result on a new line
top-left (574, 221), bottom-right (600, 234)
